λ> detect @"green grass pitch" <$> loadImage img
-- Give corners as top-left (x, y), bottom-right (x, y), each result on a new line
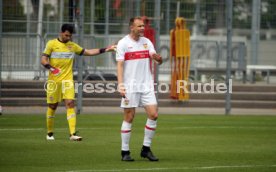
top-left (0, 113), bottom-right (276, 172)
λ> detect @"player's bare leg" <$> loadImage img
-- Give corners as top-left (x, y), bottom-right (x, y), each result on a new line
top-left (141, 105), bottom-right (159, 161)
top-left (121, 108), bottom-right (135, 161)
top-left (64, 99), bottom-right (82, 141)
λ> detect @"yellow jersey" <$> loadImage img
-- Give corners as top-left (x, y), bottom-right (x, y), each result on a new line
top-left (43, 38), bottom-right (84, 82)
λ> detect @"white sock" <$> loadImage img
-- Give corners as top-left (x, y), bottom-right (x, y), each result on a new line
top-left (143, 118), bottom-right (157, 147)
top-left (121, 121), bottom-right (132, 151)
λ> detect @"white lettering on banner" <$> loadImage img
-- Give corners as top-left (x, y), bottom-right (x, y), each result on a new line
top-left (44, 79), bottom-right (233, 94)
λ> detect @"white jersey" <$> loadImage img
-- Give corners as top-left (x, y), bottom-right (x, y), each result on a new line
top-left (116, 35), bottom-right (156, 93)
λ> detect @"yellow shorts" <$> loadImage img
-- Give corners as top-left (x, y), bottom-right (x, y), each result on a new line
top-left (46, 80), bottom-right (75, 104)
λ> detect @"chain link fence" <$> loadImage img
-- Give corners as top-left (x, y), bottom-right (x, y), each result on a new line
top-left (1, 0), bottom-right (276, 81)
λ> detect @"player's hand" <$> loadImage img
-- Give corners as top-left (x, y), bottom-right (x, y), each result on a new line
top-left (106, 44), bottom-right (117, 52)
top-left (50, 67), bottom-right (61, 76)
top-left (151, 53), bottom-right (163, 65)
top-left (117, 83), bottom-right (126, 98)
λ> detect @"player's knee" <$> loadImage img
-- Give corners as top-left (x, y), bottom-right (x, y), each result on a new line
top-left (65, 101), bottom-right (74, 108)
top-left (49, 103), bottom-right (58, 110)
top-left (150, 112), bottom-right (158, 120)
top-left (124, 109), bottom-right (135, 123)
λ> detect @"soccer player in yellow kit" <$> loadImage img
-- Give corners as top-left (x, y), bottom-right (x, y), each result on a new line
top-left (41, 24), bottom-right (116, 141)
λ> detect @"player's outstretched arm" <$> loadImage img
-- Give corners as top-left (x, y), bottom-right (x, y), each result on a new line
top-left (105, 45), bottom-right (117, 52)
top-left (83, 44), bottom-right (117, 56)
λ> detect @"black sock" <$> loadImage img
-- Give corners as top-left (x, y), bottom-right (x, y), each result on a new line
top-left (121, 150), bottom-right (130, 156)
top-left (142, 145), bottom-right (150, 152)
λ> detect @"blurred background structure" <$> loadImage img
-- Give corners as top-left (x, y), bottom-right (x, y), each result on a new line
top-left (1, 0), bottom-right (276, 80)
top-left (0, 0), bottom-right (276, 112)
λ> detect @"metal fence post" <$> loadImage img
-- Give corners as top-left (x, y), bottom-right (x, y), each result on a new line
top-left (251, 0), bottom-right (260, 65)
top-left (225, 0), bottom-right (233, 115)
top-left (135, 0), bottom-right (141, 16)
top-left (90, 0), bottom-right (95, 35)
top-left (77, 0), bottom-right (84, 114)
top-left (154, 0), bottom-right (161, 100)
top-left (104, 0), bottom-right (110, 71)
top-left (26, 0), bottom-right (31, 67)
top-left (176, 1), bottom-right (180, 18)
top-left (0, 0), bottom-right (2, 103)
top-left (36, 0), bottom-right (43, 74)
top-left (165, 0), bottom-right (170, 34)
top-left (216, 42), bottom-right (221, 68)
top-left (59, 0), bottom-right (64, 26)
top-left (195, 0), bottom-right (201, 35)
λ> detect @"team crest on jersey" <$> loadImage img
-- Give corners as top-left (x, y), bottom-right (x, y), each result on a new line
top-left (124, 98), bottom-right (129, 105)
top-left (49, 96), bottom-right (54, 101)
top-left (143, 44), bottom-right (148, 49)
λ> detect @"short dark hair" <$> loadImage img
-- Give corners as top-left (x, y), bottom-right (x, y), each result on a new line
top-left (61, 24), bottom-right (75, 34)
top-left (129, 16), bottom-right (142, 26)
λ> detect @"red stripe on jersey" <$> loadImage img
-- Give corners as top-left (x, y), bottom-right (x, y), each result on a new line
top-left (124, 50), bottom-right (150, 61)
top-left (145, 125), bottom-right (156, 131)
top-left (121, 130), bottom-right (131, 133)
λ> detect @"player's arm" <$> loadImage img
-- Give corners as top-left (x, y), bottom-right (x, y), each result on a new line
top-left (83, 45), bottom-right (117, 56)
top-left (148, 40), bottom-right (162, 65)
top-left (41, 54), bottom-right (61, 76)
top-left (117, 60), bottom-right (126, 97)
top-left (150, 53), bottom-right (163, 65)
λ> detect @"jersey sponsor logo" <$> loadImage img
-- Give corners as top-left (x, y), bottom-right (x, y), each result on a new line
top-left (124, 50), bottom-right (150, 61)
top-left (50, 52), bottom-right (75, 59)
top-left (143, 43), bottom-right (148, 49)
top-left (49, 96), bottom-right (54, 101)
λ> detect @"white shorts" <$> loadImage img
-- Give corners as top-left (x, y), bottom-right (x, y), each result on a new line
top-left (120, 91), bottom-right (157, 108)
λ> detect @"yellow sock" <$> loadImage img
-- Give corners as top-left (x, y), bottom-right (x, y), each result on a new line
top-left (67, 108), bottom-right (76, 135)
top-left (46, 107), bottom-right (55, 133)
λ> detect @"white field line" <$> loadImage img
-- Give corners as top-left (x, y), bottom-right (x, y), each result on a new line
top-left (0, 127), bottom-right (106, 131)
top-left (173, 126), bottom-right (276, 130)
top-left (65, 164), bottom-right (276, 172)
top-left (0, 126), bottom-right (276, 132)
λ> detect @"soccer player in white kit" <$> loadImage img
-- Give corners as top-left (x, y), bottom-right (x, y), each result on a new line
top-left (116, 17), bottom-right (162, 161)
